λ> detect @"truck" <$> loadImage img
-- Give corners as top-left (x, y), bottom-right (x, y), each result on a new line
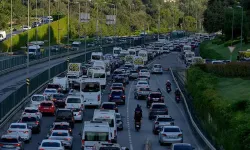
top-left (238, 50), bottom-right (250, 61)
top-left (133, 56), bottom-right (144, 68)
top-left (184, 51), bottom-right (195, 65)
top-left (0, 31), bottom-right (6, 41)
top-left (67, 63), bottom-right (82, 77)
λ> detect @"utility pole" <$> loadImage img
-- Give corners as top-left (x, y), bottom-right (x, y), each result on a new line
top-left (26, 0), bottom-right (30, 96)
top-left (48, 0), bottom-right (51, 80)
top-left (78, 2), bottom-right (81, 42)
top-left (158, 5), bottom-right (160, 41)
top-left (84, 0), bottom-right (88, 61)
top-left (57, 0), bottom-right (60, 44)
top-left (36, 0), bottom-right (38, 42)
top-left (10, 0), bottom-right (12, 52)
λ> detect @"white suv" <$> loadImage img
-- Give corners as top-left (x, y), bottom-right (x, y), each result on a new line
top-left (151, 64), bottom-right (163, 74)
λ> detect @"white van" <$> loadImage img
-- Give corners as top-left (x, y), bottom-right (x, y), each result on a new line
top-left (72, 41), bottom-right (81, 50)
top-left (0, 31), bottom-right (6, 41)
top-left (92, 69), bottom-right (107, 89)
top-left (113, 47), bottom-right (122, 57)
top-left (53, 77), bottom-right (69, 92)
top-left (185, 51), bottom-right (195, 65)
top-left (87, 67), bottom-right (102, 78)
top-left (91, 52), bottom-right (104, 62)
top-left (81, 79), bottom-right (102, 107)
top-left (138, 50), bottom-right (148, 63)
top-left (93, 61), bottom-right (106, 71)
top-left (93, 109), bottom-right (117, 143)
top-left (81, 121), bottom-right (112, 149)
top-left (65, 95), bottom-right (85, 121)
top-left (28, 45), bottom-right (41, 58)
top-left (183, 45), bottom-right (192, 52)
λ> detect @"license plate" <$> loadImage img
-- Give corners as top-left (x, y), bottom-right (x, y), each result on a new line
top-left (4, 145), bottom-right (13, 148)
top-left (44, 108), bottom-right (49, 109)
top-left (168, 136), bottom-right (177, 138)
top-left (114, 96), bottom-right (120, 98)
top-left (136, 125), bottom-right (139, 127)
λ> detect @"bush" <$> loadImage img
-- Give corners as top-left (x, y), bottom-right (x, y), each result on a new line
top-left (187, 67), bottom-right (250, 150)
top-left (0, 17), bottom-right (71, 52)
top-left (223, 39), bottom-right (241, 47)
top-left (196, 62), bottom-right (250, 77)
top-left (199, 42), bottom-right (224, 60)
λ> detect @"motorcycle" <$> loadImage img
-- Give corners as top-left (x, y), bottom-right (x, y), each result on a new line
top-left (175, 95), bottom-right (180, 103)
top-left (166, 86), bottom-right (171, 93)
top-left (135, 121), bottom-right (141, 131)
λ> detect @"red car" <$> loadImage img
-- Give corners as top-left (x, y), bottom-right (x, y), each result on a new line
top-left (38, 101), bottom-right (56, 115)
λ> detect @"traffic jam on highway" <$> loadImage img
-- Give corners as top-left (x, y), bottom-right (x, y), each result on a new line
top-left (0, 34), bottom-right (207, 150)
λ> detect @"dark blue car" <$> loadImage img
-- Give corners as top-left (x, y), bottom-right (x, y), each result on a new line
top-left (109, 90), bottom-right (126, 105)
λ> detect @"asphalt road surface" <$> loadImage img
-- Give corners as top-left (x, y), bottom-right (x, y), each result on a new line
top-left (0, 49), bottom-right (91, 101)
top-left (0, 52), bottom-right (203, 150)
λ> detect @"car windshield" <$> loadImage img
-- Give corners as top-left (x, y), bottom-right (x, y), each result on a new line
top-left (42, 142), bottom-right (60, 147)
top-left (164, 128), bottom-right (180, 132)
top-left (10, 125), bottom-right (26, 129)
top-left (152, 105), bottom-right (166, 109)
top-left (140, 69), bottom-right (148, 72)
top-left (21, 117), bottom-right (37, 122)
top-left (102, 104), bottom-right (115, 109)
top-left (150, 93), bottom-right (161, 98)
top-left (44, 89), bottom-right (56, 93)
top-left (82, 83), bottom-right (100, 92)
top-left (94, 73), bottom-right (106, 78)
top-left (112, 83), bottom-right (122, 87)
top-left (92, 55), bottom-right (101, 60)
top-left (24, 109), bottom-right (38, 113)
top-left (85, 132), bottom-right (109, 141)
top-left (32, 96), bottom-right (44, 102)
top-left (54, 125), bottom-right (69, 130)
top-left (66, 98), bottom-right (81, 103)
top-left (173, 145), bottom-right (193, 150)
top-left (29, 49), bottom-right (36, 52)
top-left (0, 138), bottom-right (18, 143)
top-left (41, 103), bottom-right (52, 107)
top-left (52, 132), bottom-right (68, 136)
top-left (138, 82), bottom-right (147, 85)
top-left (111, 91), bottom-right (122, 95)
top-left (47, 84), bottom-right (60, 89)
top-left (157, 118), bottom-right (173, 122)
top-left (114, 50), bottom-right (120, 54)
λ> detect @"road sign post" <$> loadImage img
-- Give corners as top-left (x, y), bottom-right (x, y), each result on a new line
top-left (228, 46), bottom-right (236, 61)
top-left (26, 78), bottom-right (30, 95)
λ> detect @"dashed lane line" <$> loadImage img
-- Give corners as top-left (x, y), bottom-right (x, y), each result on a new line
top-left (127, 81), bottom-right (134, 150)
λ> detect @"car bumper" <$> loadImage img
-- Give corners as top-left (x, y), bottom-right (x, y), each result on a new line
top-left (160, 138), bottom-right (183, 144)
top-left (84, 101), bottom-right (100, 106)
top-left (62, 141), bottom-right (72, 148)
top-left (149, 112), bottom-right (168, 117)
top-left (74, 115), bottom-right (83, 121)
top-left (19, 135), bottom-right (30, 141)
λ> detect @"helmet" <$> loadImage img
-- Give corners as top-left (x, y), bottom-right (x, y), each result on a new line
top-left (167, 80), bottom-right (170, 82)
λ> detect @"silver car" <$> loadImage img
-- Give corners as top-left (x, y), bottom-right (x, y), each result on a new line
top-left (151, 64), bottom-right (163, 74)
top-left (158, 126), bottom-right (183, 145)
top-left (152, 115), bottom-right (175, 134)
top-left (115, 113), bottom-right (123, 130)
top-left (48, 130), bottom-right (73, 149)
top-left (129, 70), bottom-right (138, 80)
top-left (134, 87), bottom-right (151, 100)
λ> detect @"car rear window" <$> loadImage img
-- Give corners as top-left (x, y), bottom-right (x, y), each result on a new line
top-left (82, 83), bottom-right (100, 92)
top-left (32, 96), bottom-right (44, 102)
top-left (112, 91), bottom-right (123, 95)
top-left (100, 148), bottom-right (120, 150)
top-left (10, 125), bottom-right (26, 129)
top-left (164, 127), bottom-right (180, 132)
top-left (102, 104), bottom-right (115, 109)
top-left (44, 89), bottom-right (56, 93)
top-left (154, 65), bottom-right (161, 68)
top-left (150, 93), bottom-right (161, 98)
top-left (52, 132), bottom-right (68, 136)
top-left (54, 125), bottom-right (69, 130)
top-left (47, 84), bottom-right (60, 89)
top-left (173, 145), bottom-right (193, 150)
top-left (24, 109), bottom-right (38, 113)
top-left (0, 138), bottom-right (18, 143)
top-left (112, 83), bottom-right (122, 87)
top-left (21, 117), bottom-right (37, 122)
top-left (66, 98), bottom-right (81, 103)
top-left (42, 142), bottom-right (60, 147)
top-left (41, 103), bottom-right (52, 107)
top-left (53, 94), bottom-right (65, 99)
top-left (139, 87), bottom-right (150, 91)
top-left (152, 105), bottom-right (166, 109)
top-left (131, 71), bottom-right (137, 73)
top-left (157, 118), bottom-right (173, 122)
top-left (56, 110), bottom-right (72, 117)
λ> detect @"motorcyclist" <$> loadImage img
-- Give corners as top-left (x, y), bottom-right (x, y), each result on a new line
top-left (166, 80), bottom-right (171, 88)
top-left (134, 104), bottom-right (142, 125)
top-left (175, 88), bottom-right (181, 97)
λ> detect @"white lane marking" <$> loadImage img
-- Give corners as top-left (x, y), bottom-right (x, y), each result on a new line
top-left (127, 81), bottom-right (134, 150)
top-left (154, 74), bottom-right (201, 150)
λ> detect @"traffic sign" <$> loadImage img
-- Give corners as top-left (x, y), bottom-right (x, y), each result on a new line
top-left (228, 46), bottom-right (236, 53)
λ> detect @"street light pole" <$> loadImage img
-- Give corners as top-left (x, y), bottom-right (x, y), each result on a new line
top-left (158, 5), bottom-right (160, 41)
top-left (57, 0), bottom-right (60, 44)
top-left (78, 2), bottom-right (81, 42)
top-left (231, 8), bottom-right (234, 46)
top-left (114, 4), bottom-right (117, 47)
top-left (67, 0), bottom-right (70, 55)
top-left (10, 0), bottom-right (12, 52)
top-left (84, 0), bottom-right (88, 61)
top-left (240, 7), bottom-right (243, 51)
top-left (36, 0), bottom-right (38, 42)
top-left (129, 4), bottom-right (132, 47)
top-left (26, 0), bottom-right (30, 96)
top-left (48, 0), bottom-right (51, 80)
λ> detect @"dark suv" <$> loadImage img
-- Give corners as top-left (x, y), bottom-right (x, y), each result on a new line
top-left (147, 92), bottom-right (164, 108)
top-left (109, 90), bottom-right (126, 105)
top-left (55, 109), bottom-right (75, 128)
top-left (19, 115), bottom-right (41, 133)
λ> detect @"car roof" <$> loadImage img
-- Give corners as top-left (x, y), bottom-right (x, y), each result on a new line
top-left (51, 130), bottom-right (69, 133)
top-left (24, 107), bottom-right (38, 110)
top-left (163, 126), bottom-right (180, 129)
top-left (156, 115), bottom-right (172, 118)
top-left (10, 123), bottom-right (27, 126)
top-left (111, 90), bottom-right (123, 92)
top-left (41, 139), bottom-right (61, 143)
top-left (1, 134), bottom-right (19, 139)
top-left (21, 114), bottom-right (38, 118)
top-left (150, 91), bottom-right (161, 94)
top-left (102, 102), bottom-right (116, 105)
top-left (152, 103), bottom-right (165, 105)
top-left (53, 122), bottom-right (70, 125)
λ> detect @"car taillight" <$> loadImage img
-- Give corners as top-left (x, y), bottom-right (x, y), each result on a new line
top-left (178, 134), bottom-right (183, 137)
top-left (65, 138), bottom-right (71, 141)
top-left (148, 97), bottom-right (150, 100)
top-left (98, 95), bottom-right (100, 101)
top-left (81, 104), bottom-right (84, 108)
top-left (161, 97), bottom-right (164, 100)
top-left (109, 95), bottom-right (111, 98)
top-left (14, 143), bottom-right (21, 147)
top-left (23, 131), bottom-right (28, 133)
top-left (155, 122), bottom-right (159, 125)
top-left (114, 130), bottom-right (117, 136)
top-left (162, 133), bottom-right (167, 136)
top-left (0, 143), bottom-right (3, 146)
top-left (39, 148), bottom-right (44, 150)
top-left (36, 121), bottom-right (39, 125)
top-left (81, 140), bottom-right (84, 145)
top-left (122, 95), bottom-right (125, 99)
top-left (108, 140), bottom-right (111, 143)
top-left (7, 130), bottom-right (12, 133)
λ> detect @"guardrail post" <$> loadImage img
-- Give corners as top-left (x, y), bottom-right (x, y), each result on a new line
top-left (26, 78), bottom-right (30, 96)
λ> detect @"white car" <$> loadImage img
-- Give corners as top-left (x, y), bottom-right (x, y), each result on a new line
top-left (7, 123), bottom-right (32, 142)
top-left (158, 126), bottom-right (183, 145)
top-left (38, 139), bottom-right (65, 150)
top-left (22, 25), bottom-right (31, 31)
top-left (43, 88), bottom-right (58, 97)
top-left (151, 64), bottom-right (163, 74)
top-left (30, 94), bottom-right (46, 107)
top-left (139, 69), bottom-right (150, 79)
top-left (48, 130), bottom-right (73, 149)
top-left (22, 107), bottom-right (42, 119)
top-left (135, 80), bottom-right (149, 89)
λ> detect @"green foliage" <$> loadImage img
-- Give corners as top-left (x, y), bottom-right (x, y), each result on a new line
top-left (0, 18), bottom-right (68, 52)
top-left (187, 67), bottom-right (250, 150)
top-left (223, 39), bottom-right (240, 47)
top-left (199, 41), bottom-right (224, 59)
top-left (196, 62), bottom-right (250, 77)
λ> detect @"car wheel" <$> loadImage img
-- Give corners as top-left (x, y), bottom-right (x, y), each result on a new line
top-left (159, 140), bottom-right (164, 146)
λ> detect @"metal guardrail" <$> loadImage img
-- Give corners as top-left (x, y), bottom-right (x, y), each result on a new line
top-left (144, 138), bottom-right (151, 150)
top-left (169, 68), bottom-right (216, 150)
top-left (0, 43), bottom-right (120, 76)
